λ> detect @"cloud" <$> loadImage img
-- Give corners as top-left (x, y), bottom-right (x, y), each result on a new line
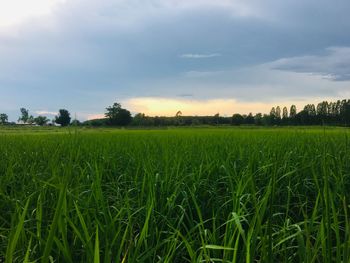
top-left (85, 113), bottom-right (105, 120)
top-left (34, 110), bottom-right (57, 116)
top-left (180, 53), bottom-right (221, 59)
top-left (269, 47), bottom-right (350, 81)
top-left (0, 0), bottom-right (66, 27)
top-left (132, 64), bottom-right (350, 103)
top-left (1, 0), bottom-right (350, 122)
top-left (184, 70), bottom-right (224, 78)
top-left (177, 93), bottom-right (194, 97)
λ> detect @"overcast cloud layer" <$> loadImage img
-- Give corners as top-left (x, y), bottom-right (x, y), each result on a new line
top-left (1, 0), bottom-right (350, 120)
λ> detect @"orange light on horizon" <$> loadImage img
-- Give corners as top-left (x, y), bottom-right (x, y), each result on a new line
top-left (85, 96), bottom-right (343, 120)
top-left (124, 97), bottom-right (332, 117)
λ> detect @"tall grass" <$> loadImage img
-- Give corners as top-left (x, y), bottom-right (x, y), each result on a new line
top-left (0, 127), bottom-right (349, 262)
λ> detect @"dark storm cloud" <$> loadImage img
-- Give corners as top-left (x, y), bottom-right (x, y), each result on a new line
top-left (1, 0), bottom-right (350, 120)
top-left (269, 47), bottom-right (350, 81)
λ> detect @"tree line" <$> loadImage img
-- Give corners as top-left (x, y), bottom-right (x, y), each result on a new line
top-left (0, 108), bottom-right (72, 126)
top-left (86, 99), bottom-right (350, 127)
top-left (1, 99), bottom-right (350, 127)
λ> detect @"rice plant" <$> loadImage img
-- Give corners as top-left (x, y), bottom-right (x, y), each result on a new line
top-left (0, 127), bottom-right (349, 262)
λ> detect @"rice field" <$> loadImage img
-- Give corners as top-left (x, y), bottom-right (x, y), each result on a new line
top-left (1, 127), bottom-right (350, 262)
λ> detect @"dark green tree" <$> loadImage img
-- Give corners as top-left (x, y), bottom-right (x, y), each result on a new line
top-left (34, 116), bottom-right (50, 126)
top-left (317, 101), bottom-right (329, 124)
top-left (28, 115), bottom-right (35, 125)
top-left (302, 104), bottom-right (316, 125)
top-left (317, 101), bottom-right (328, 116)
top-left (282, 107), bottom-right (288, 119)
top-left (345, 100), bottom-right (350, 126)
top-left (55, 109), bottom-right (71, 126)
top-left (232, 114), bottom-right (244, 125)
top-left (281, 107), bottom-right (288, 125)
top-left (175, 111), bottom-right (183, 126)
top-left (254, 113), bottom-right (263, 125)
top-left (132, 113), bottom-right (146, 126)
top-left (105, 102), bottom-right (132, 126)
top-left (0, 113), bottom-right (8, 124)
top-left (341, 100), bottom-right (350, 126)
top-left (214, 113), bottom-right (220, 125)
top-left (276, 106), bottom-right (281, 119)
top-left (18, 108), bottom-right (31, 123)
top-left (245, 113), bottom-right (255, 124)
top-left (71, 119), bottom-right (81, 126)
top-left (270, 107), bottom-right (276, 117)
top-left (290, 105), bottom-right (297, 118)
top-left (269, 107), bottom-right (277, 124)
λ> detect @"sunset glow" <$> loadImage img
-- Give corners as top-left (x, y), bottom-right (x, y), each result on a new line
top-left (124, 97), bottom-right (335, 117)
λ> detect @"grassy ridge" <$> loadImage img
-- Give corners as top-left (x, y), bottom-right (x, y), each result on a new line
top-left (0, 128), bottom-right (350, 262)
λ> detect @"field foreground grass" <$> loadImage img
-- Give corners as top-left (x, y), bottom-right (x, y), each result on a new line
top-left (1, 127), bottom-right (350, 262)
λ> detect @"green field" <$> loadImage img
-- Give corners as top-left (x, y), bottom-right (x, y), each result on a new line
top-left (1, 127), bottom-right (350, 262)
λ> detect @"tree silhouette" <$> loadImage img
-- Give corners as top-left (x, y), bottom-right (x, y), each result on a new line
top-left (105, 102), bottom-right (132, 126)
top-left (55, 109), bottom-right (71, 127)
top-left (34, 116), bottom-right (50, 126)
top-left (0, 113), bottom-right (8, 124)
top-left (276, 106), bottom-right (281, 119)
top-left (232, 114), bottom-right (244, 125)
top-left (282, 107), bottom-right (288, 119)
top-left (290, 105), bottom-right (297, 117)
top-left (18, 108), bottom-right (31, 124)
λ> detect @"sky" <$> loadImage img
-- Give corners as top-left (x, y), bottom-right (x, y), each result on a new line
top-left (0, 0), bottom-right (350, 121)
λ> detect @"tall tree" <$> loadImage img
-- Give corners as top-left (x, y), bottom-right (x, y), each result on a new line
top-left (214, 113), bottom-right (220, 125)
top-left (18, 108), bottom-right (30, 123)
top-left (317, 101), bottom-right (328, 116)
top-left (290, 105), bottom-right (297, 118)
top-left (269, 107), bottom-right (277, 125)
top-left (55, 109), bottom-right (71, 126)
top-left (282, 107), bottom-right (288, 119)
top-left (175, 111), bottom-right (182, 117)
top-left (105, 102), bottom-right (132, 126)
top-left (340, 100), bottom-right (350, 126)
top-left (302, 104), bottom-right (316, 125)
top-left (345, 100), bottom-right (350, 126)
top-left (270, 107), bottom-right (276, 117)
top-left (175, 110), bottom-right (183, 125)
top-left (0, 113), bottom-right (8, 124)
top-left (317, 101), bottom-right (329, 124)
top-left (276, 106), bottom-right (281, 119)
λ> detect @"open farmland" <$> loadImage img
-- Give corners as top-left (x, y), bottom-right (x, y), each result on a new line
top-left (1, 127), bottom-right (350, 262)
